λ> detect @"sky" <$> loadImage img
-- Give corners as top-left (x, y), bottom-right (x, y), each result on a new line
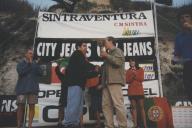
top-left (26, 0), bottom-right (192, 8)
top-left (26, 0), bottom-right (56, 9)
top-left (173, 0), bottom-right (192, 6)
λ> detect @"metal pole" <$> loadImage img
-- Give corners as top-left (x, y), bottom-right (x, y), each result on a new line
top-left (22, 99), bottom-right (28, 128)
top-left (152, 0), bottom-right (163, 97)
top-left (32, 9), bottom-right (40, 52)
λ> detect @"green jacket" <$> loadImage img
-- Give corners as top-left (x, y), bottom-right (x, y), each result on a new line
top-left (102, 47), bottom-right (125, 86)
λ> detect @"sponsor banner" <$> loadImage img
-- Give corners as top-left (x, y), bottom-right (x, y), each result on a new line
top-left (37, 11), bottom-right (155, 38)
top-left (34, 37), bottom-right (155, 62)
top-left (26, 84), bottom-right (61, 126)
top-left (139, 63), bottom-right (154, 72)
top-left (31, 82), bottom-right (160, 126)
top-left (1, 94), bottom-right (182, 127)
top-left (29, 105), bottom-right (60, 126)
top-left (175, 100), bottom-right (192, 107)
top-left (50, 62), bottom-right (158, 84)
top-left (126, 62), bottom-right (157, 80)
top-left (139, 63), bottom-right (156, 80)
top-left (38, 84), bottom-right (60, 104)
top-left (122, 80), bottom-right (160, 98)
top-left (144, 72), bottom-right (156, 80)
top-left (143, 80), bottom-right (160, 97)
top-left (0, 95), bottom-right (17, 127)
top-left (172, 107), bottom-right (192, 128)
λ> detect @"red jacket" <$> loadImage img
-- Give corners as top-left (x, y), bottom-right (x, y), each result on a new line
top-left (126, 68), bottom-right (144, 96)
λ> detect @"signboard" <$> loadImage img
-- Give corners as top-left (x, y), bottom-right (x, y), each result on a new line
top-left (31, 10), bottom-right (161, 127)
top-left (0, 95), bottom-right (17, 127)
top-left (34, 37), bottom-right (155, 62)
top-left (172, 107), bottom-right (192, 128)
top-left (37, 11), bottom-right (155, 38)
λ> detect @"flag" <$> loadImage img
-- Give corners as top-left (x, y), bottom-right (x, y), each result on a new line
top-left (51, 58), bottom-right (69, 84)
top-left (52, 0), bottom-right (78, 12)
top-left (144, 97), bottom-right (174, 128)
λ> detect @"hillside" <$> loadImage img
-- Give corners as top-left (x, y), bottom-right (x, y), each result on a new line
top-left (0, 0), bottom-right (36, 94)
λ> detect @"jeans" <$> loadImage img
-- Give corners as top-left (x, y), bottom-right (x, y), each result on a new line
top-left (63, 85), bottom-right (84, 126)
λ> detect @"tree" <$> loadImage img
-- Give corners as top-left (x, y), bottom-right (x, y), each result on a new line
top-left (49, 0), bottom-right (97, 13)
top-left (110, 0), bottom-right (131, 11)
top-left (0, 0), bottom-right (33, 16)
top-left (156, 0), bottom-right (172, 6)
top-left (77, 0), bottom-right (97, 12)
top-left (51, 0), bottom-right (79, 12)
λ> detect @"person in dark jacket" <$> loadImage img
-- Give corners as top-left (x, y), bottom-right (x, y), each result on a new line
top-left (173, 7), bottom-right (192, 101)
top-left (55, 65), bottom-right (68, 127)
top-left (15, 49), bottom-right (42, 128)
top-left (63, 42), bottom-right (99, 128)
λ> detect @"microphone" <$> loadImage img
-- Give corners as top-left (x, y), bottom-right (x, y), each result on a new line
top-left (97, 39), bottom-right (105, 53)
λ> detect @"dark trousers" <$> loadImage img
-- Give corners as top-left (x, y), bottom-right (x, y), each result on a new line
top-left (183, 60), bottom-right (192, 101)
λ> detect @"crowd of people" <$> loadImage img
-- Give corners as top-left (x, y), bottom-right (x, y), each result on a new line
top-left (14, 7), bottom-right (192, 128)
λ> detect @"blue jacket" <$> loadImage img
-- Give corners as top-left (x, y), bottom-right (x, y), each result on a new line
top-left (175, 31), bottom-right (192, 60)
top-left (15, 59), bottom-right (42, 95)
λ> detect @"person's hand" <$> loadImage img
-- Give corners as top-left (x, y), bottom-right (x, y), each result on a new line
top-left (29, 57), bottom-right (33, 63)
top-left (60, 67), bottom-right (66, 75)
top-left (96, 85), bottom-right (103, 90)
top-left (100, 50), bottom-right (108, 58)
top-left (131, 72), bottom-right (136, 80)
top-left (133, 73), bottom-right (136, 79)
top-left (94, 65), bottom-right (100, 72)
top-left (184, 22), bottom-right (192, 29)
top-left (26, 56), bottom-right (32, 63)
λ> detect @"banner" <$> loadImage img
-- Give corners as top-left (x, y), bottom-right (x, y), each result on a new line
top-left (37, 11), bottom-right (155, 38)
top-left (31, 10), bottom-right (163, 127)
top-left (34, 37), bottom-right (155, 62)
top-left (30, 82), bottom-right (160, 126)
top-left (172, 107), bottom-right (192, 128)
top-left (0, 95), bottom-right (17, 127)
